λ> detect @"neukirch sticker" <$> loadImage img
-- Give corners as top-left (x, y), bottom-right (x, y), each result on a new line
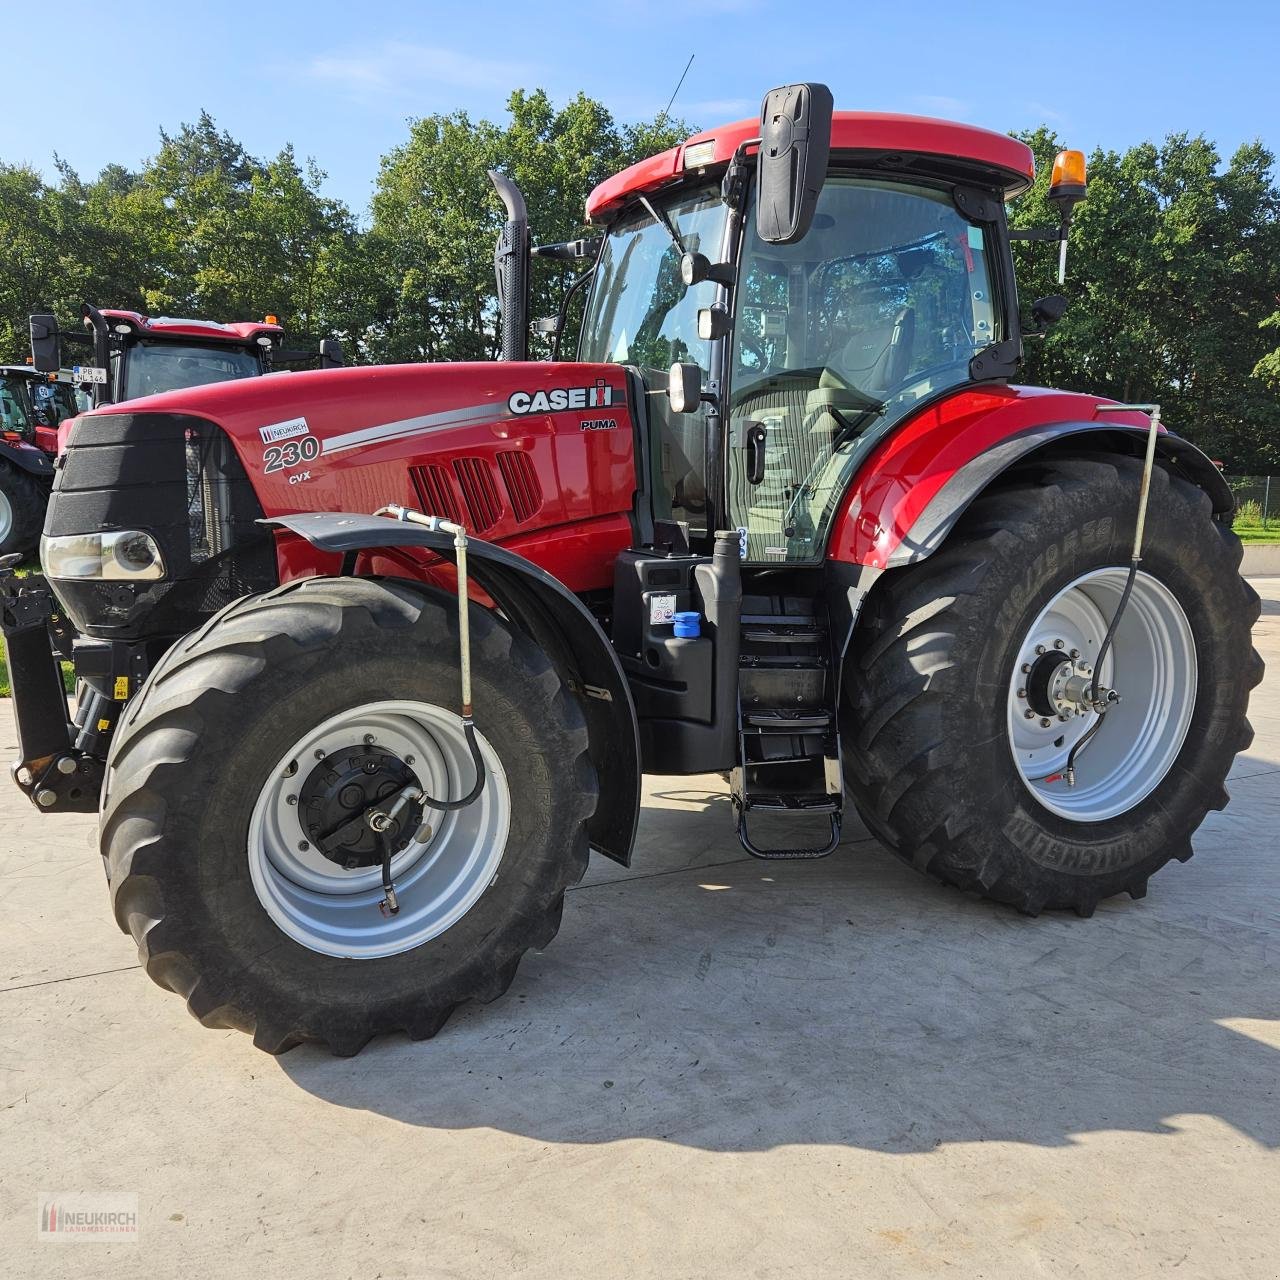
top-left (259, 417), bottom-right (310, 444)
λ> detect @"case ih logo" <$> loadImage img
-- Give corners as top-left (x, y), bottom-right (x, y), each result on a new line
top-left (507, 380), bottom-right (613, 415)
top-left (39, 1192), bottom-right (139, 1243)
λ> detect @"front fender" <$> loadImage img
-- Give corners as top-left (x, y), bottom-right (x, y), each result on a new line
top-left (264, 511), bottom-right (641, 866)
top-left (827, 387), bottom-right (1231, 570)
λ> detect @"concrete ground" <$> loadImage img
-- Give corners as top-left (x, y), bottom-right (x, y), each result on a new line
top-left (2, 582), bottom-right (1278, 1279)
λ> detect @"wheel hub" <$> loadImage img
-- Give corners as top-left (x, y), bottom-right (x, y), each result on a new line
top-left (299, 746), bottom-right (423, 869)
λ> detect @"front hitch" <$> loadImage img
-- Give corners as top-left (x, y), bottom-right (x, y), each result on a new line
top-left (0, 557), bottom-right (103, 813)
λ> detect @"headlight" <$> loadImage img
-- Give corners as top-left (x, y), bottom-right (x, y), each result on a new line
top-left (41, 530), bottom-right (166, 581)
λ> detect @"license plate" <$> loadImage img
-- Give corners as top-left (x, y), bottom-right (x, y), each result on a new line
top-left (72, 365), bottom-right (108, 385)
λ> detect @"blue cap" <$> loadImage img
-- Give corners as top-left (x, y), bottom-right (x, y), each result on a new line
top-left (673, 611), bottom-right (701, 638)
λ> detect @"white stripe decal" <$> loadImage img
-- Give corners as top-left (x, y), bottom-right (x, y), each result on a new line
top-left (322, 402), bottom-right (510, 455)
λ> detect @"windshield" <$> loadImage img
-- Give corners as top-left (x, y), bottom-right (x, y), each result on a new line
top-left (729, 177), bottom-right (1001, 563)
top-left (121, 341), bottom-right (262, 400)
top-left (580, 188), bottom-right (728, 537)
top-left (30, 379), bottom-right (79, 427)
top-left (0, 377), bottom-right (32, 436)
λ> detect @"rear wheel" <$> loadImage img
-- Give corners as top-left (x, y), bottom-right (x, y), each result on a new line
top-left (102, 576), bottom-right (597, 1054)
top-left (0, 461), bottom-right (49, 556)
top-left (843, 455), bottom-right (1263, 915)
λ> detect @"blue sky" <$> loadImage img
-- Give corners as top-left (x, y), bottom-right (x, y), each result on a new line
top-left (6, 0), bottom-right (1277, 215)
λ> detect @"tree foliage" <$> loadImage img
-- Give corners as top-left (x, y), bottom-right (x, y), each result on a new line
top-left (1012, 127), bottom-right (1280, 469)
top-left (3, 96), bottom-right (1280, 468)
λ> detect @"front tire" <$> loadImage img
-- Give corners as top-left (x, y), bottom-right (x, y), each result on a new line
top-left (102, 576), bottom-right (597, 1054)
top-left (843, 455), bottom-right (1263, 915)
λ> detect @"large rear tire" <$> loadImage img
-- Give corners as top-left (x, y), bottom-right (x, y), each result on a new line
top-left (102, 576), bottom-right (597, 1054)
top-left (843, 454), bottom-right (1263, 915)
top-left (0, 460), bottom-right (50, 556)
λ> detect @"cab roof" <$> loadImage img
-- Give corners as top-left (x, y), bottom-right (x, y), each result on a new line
top-left (585, 112), bottom-right (1036, 221)
top-left (99, 310), bottom-right (285, 344)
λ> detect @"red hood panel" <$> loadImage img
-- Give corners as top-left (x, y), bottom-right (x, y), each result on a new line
top-left (96, 361), bottom-right (638, 593)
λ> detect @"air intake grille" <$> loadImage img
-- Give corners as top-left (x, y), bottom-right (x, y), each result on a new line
top-left (409, 464), bottom-right (461, 525)
top-left (453, 457), bottom-right (502, 532)
top-left (496, 450), bottom-right (543, 523)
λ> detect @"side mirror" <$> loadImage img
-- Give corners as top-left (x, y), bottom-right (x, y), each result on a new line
top-left (1031, 295), bottom-right (1068, 329)
top-left (319, 337), bottom-right (345, 368)
top-left (29, 314), bottom-right (60, 373)
top-left (668, 363), bottom-right (702, 414)
top-left (755, 82), bottom-right (833, 245)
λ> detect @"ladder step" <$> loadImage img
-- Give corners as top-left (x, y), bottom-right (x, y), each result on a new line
top-left (744, 710), bottom-right (833, 732)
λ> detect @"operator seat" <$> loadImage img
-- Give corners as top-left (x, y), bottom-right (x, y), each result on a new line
top-left (830, 303), bottom-right (915, 401)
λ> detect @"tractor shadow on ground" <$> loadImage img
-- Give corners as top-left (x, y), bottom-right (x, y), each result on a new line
top-left (279, 795), bottom-right (1280, 1155)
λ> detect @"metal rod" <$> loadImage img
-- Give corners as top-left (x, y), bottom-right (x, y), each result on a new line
top-left (373, 504), bottom-right (472, 716)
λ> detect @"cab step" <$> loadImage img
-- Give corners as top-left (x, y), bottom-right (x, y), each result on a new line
top-left (732, 593), bottom-right (843, 860)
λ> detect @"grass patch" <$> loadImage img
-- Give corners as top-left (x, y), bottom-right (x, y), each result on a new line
top-left (1235, 525), bottom-right (1280, 544)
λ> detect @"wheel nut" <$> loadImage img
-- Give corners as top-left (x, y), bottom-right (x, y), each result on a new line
top-left (1054, 639), bottom-right (1064, 649)
top-left (298, 840), bottom-right (310, 851)
top-left (1070, 649), bottom-right (1080, 659)
top-left (1040, 718), bottom-right (1052, 727)
top-left (286, 794), bottom-right (298, 806)
top-left (314, 749), bottom-right (326, 760)
top-left (1035, 644), bottom-right (1046, 655)
top-left (1024, 709), bottom-right (1035, 719)
top-left (363, 734), bottom-right (376, 744)
top-left (1021, 663), bottom-right (1031, 674)
top-left (405, 755), bottom-right (415, 765)
top-left (1017, 688), bottom-right (1026, 698)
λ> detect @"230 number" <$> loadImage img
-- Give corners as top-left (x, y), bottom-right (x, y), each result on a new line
top-left (264, 435), bottom-right (320, 473)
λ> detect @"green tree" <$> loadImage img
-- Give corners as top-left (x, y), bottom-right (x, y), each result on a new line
top-left (1012, 128), bottom-right (1280, 470)
top-left (369, 89), bottom-right (692, 363)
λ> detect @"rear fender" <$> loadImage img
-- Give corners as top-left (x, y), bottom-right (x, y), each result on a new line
top-left (265, 511), bottom-right (641, 866)
top-left (0, 439), bottom-right (53, 477)
top-left (828, 394), bottom-right (1232, 571)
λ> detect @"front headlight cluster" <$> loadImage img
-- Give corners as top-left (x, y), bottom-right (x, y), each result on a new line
top-left (40, 530), bottom-right (166, 581)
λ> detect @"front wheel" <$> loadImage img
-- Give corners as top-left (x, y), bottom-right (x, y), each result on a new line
top-left (102, 576), bottom-right (597, 1054)
top-left (843, 454), bottom-right (1263, 915)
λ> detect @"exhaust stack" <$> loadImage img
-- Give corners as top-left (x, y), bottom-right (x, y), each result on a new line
top-left (489, 171), bottom-right (530, 362)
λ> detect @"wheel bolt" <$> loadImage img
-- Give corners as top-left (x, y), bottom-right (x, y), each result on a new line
top-left (286, 795), bottom-right (298, 806)
top-left (1040, 718), bottom-right (1052, 727)
top-left (1017, 688), bottom-right (1026, 698)
top-left (1070, 649), bottom-right (1080, 659)
top-left (1024, 709), bottom-right (1035, 719)
top-left (405, 755), bottom-right (415, 765)
top-left (298, 840), bottom-right (310, 851)
top-left (363, 734), bottom-right (376, 744)
top-left (1021, 663), bottom-right (1031, 674)
top-left (1035, 644), bottom-right (1046, 655)
top-left (1054, 639), bottom-right (1064, 649)
top-left (314, 749), bottom-right (325, 760)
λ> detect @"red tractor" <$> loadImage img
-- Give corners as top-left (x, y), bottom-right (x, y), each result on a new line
top-left (1, 86), bottom-right (1261, 1055)
top-left (0, 306), bottom-right (344, 558)
top-left (0, 365), bottom-right (79, 555)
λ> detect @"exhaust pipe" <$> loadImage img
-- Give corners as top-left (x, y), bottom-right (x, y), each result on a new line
top-left (489, 171), bottom-right (530, 362)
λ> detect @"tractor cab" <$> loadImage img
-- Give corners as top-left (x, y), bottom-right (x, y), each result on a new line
top-left (576, 100), bottom-right (1041, 566)
top-left (28, 306), bottom-right (345, 409)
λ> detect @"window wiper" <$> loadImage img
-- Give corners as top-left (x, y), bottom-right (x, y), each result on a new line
top-left (638, 195), bottom-right (687, 256)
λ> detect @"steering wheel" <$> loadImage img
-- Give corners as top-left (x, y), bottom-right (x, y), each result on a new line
top-left (736, 334), bottom-right (775, 376)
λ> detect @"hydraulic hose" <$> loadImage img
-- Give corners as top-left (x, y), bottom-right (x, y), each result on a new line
top-left (1063, 403), bottom-right (1162, 785)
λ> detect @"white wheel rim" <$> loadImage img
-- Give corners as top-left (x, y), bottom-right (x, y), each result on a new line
top-left (248, 699), bottom-right (510, 958)
top-left (0, 487), bottom-right (13, 544)
top-left (1007, 568), bottom-right (1197, 822)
